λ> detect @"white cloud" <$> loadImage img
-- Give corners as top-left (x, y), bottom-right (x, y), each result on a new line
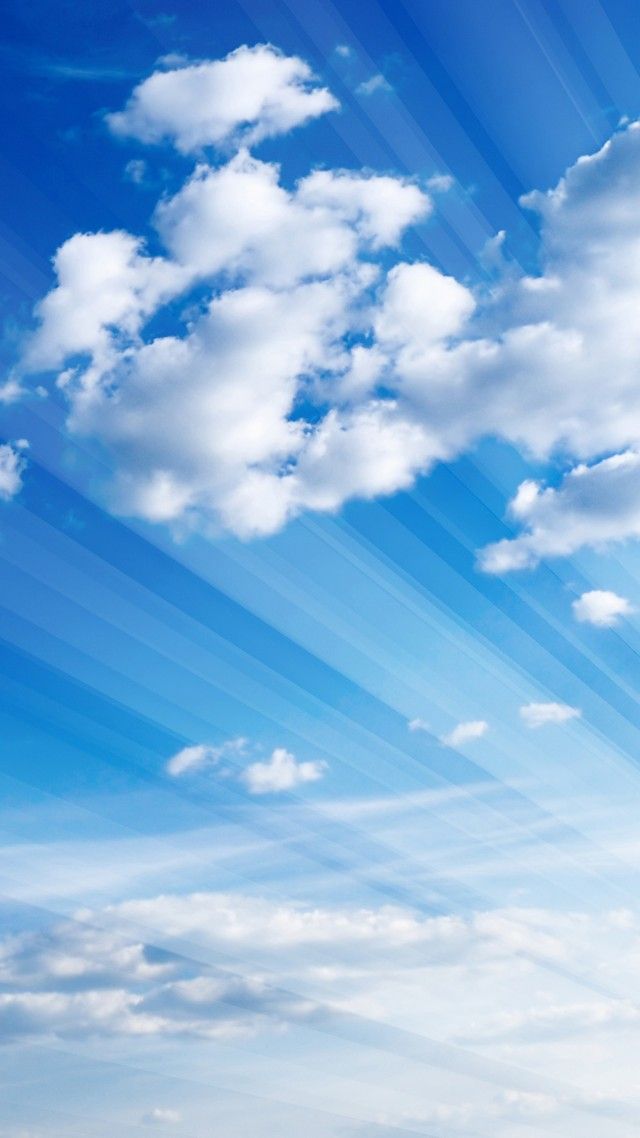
top-left (572, 589), bottom-right (633, 627)
top-left (25, 230), bottom-right (186, 380)
top-left (407, 717), bottom-right (429, 732)
top-left (441, 720), bottom-right (488, 748)
top-left (7, 887), bottom-right (640, 1132)
top-left (166, 737), bottom-right (247, 777)
top-left (356, 74), bottom-right (392, 96)
top-left (519, 702), bottom-right (581, 728)
top-left (154, 150), bottom-right (429, 286)
top-left (240, 747), bottom-right (326, 794)
top-left (0, 441), bottom-right (27, 502)
top-left (124, 158), bottom-right (147, 184)
top-left (142, 1109), bottom-right (181, 1125)
top-left (21, 51), bottom-right (640, 564)
top-left (106, 44), bottom-right (338, 153)
top-left (479, 452), bottom-right (640, 572)
top-left (166, 740), bottom-right (326, 794)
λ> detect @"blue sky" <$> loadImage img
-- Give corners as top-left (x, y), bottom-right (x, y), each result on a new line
top-left (3, 1), bottom-right (640, 1135)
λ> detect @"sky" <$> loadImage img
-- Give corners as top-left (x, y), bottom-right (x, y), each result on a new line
top-left (4, 0), bottom-right (640, 1135)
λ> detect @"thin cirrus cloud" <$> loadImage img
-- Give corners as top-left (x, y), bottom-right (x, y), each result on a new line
top-left (572, 589), bottom-right (633, 627)
top-left (166, 740), bottom-right (326, 794)
top-left (440, 720), bottom-right (489, 748)
top-left (519, 702), bottom-right (581, 729)
top-left (14, 47), bottom-right (640, 571)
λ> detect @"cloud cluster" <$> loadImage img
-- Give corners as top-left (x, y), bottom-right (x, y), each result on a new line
top-left (4, 888), bottom-right (640, 1134)
top-left (19, 48), bottom-right (640, 568)
top-left (1, 891), bottom-right (639, 1060)
top-left (165, 739), bottom-right (326, 794)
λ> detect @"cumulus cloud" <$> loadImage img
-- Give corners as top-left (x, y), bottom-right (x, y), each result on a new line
top-left (572, 589), bottom-right (633, 627)
top-left (21, 49), bottom-right (640, 563)
top-left (106, 44), bottom-right (338, 153)
top-left (166, 738), bottom-right (247, 777)
top-left (0, 907), bottom-right (317, 1044)
top-left (440, 720), bottom-right (488, 748)
top-left (3, 890), bottom-right (640, 1067)
top-left (166, 739), bottom-right (326, 794)
top-left (479, 453), bottom-right (640, 572)
top-left (240, 747), bottom-right (327, 794)
top-left (519, 702), bottom-right (581, 728)
top-left (0, 441), bottom-right (27, 502)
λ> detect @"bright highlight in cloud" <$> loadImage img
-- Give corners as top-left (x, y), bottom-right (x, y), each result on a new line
top-left (519, 702), bottom-right (581, 728)
top-left (572, 589), bottom-right (633, 627)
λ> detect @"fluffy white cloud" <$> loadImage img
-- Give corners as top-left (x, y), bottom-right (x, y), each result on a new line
top-left (106, 45), bottom-right (338, 153)
top-left (479, 452), bottom-right (640, 572)
top-left (0, 441), bottom-right (27, 502)
top-left (519, 701), bottom-right (581, 728)
top-left (572, 589), bottom-right (633, 627)
top-left (166, 740), bottom-right (326, 794)
top-left (440, 720), bottom-right (488, 748)
top-left (240, 747), bottom-right (326, 794)
top-left (22, 50), bottom-right (640, 563)
top-left (154, 150), bottom-right (429, 287)
top-left (25, 230), bottom-right (186, 381)
top-left (6, 889), bottom-right (640, 1133)
top-left (166, 737), bottom-right (247, 777)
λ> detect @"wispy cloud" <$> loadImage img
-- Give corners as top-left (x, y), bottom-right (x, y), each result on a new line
top-left (357, 73), bottom-right (392, 96)
top-left (441, 720), bottom-right (489, 748)
top-left (519, 702), bottom-right (581, 729)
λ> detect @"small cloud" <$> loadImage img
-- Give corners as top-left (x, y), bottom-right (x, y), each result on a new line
top-left (166, 737), bottom-right (247, 777)
top-left (408, 717), bottom-right (430, 733)
top-left (572, 589), bottom-right (633, 627)
top-left (0, 441), bottom-right (28, 502)
top-left (240, 747), bottom-right (327, 795)
top-left (427, 173), bottom-right (454, 193)
top-left (335, 44), bottom-right (353, 58)
top-left (124, 158), bottom-right (147, 185)
top-left (142, 1107), bottom-right (181, 1125)
top-left (357, 73), bottom-right (392, 96)
top-left (156, 52), bottom-right (190, 69)
top-left (441, 720), bottom-right (488, 748)
top-left (519, 702), bottom-right (581, 729)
